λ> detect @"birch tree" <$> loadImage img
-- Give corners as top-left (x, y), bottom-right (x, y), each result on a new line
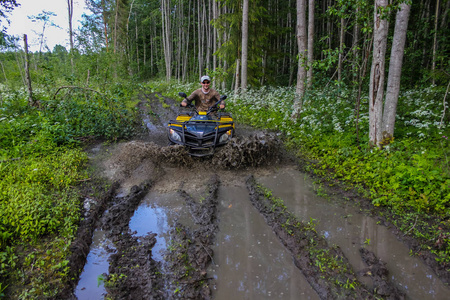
top-left (382, 2), bottom-right (411, 142)
top-left (292, 0), bottom-right (307, 119)
top-left (368, 0), bottom-right (389, 147)
top-left (67, 0), bottom-right (74, 69)
top-left (307, 0), bottom-right (314, 87)
top-left (161, 0), bottom-right (171, 81)
top-left (241, 0), bottom-right (249, 90)
top-left (432, 0), bottom-right (440, 85)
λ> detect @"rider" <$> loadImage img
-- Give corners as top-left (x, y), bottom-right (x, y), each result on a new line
top-left (181, 75), bottom-right (226, 112)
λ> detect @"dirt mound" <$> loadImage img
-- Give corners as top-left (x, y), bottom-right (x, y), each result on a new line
top-left (106, 232), bottom-right (164, 299)
top-left (99, 182), bottom-right (168, 299)
top-left (164, 175), bottom-right (220, 299)
top-left (359, 248), bottom-right (406, 299)
top-left (56, 181), bottom-right (120, 299)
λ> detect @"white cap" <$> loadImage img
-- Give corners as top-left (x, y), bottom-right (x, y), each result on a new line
top-left (200, 75), bottom-right (211, 82)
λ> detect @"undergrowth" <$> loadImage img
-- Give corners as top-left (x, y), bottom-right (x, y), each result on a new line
top-left (0, 83), bottom-right (137, 298)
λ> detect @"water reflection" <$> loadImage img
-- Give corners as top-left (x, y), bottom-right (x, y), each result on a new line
top-left (128, 191), bottom-right (191, 261)
top-left (258, 167), bottom-right (449, 300)
top-left (210, 185), bottom-right (320, 300)
top-left (75, 229), bottom-right (112, 300)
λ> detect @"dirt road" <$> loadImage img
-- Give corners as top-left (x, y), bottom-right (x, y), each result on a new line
top-left (62, 93), bottom-right (448, 300)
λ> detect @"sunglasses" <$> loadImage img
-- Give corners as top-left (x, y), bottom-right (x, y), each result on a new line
top-left (202, 81), bottom-right (210, 84)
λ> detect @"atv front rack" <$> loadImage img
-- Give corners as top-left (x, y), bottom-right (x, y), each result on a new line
top-left (168, 118), bottom-right (234, 157)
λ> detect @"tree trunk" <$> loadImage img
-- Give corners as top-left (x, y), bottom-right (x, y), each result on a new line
top-left (23, 34), bottom-right (36, 107)
top-left (135, 13), bottom-right (140, 74)
top-left (307, 0), bottom-right (314, 87)
top-left (101, 0), bottom-right (109, 51)
top-left (114, 0), bottom-right (119, 54)
top-left (67, 0), bottom-right (74, 70)
top-left (432, 0), bottom-right (440, 85)
top-left (338, 17), bottom-right (344, 82)
top-left (355, 33), bottom-right (372, 145)
top-left (234, 58), bottom-right (240, 93)
top-left (241, 0), bottom-right (249, 90)
top-left (369, 0), bottom-right (389, 147)
top-left (0, 61), bottom-right (7, 83)
top-left (197, 0), bottom-right (202, 77)
top-left (292, 0), bottom-right (307, 119)
top-left (382, 2), bottom-right (411, 142)
top-left (161, 0), bottom-right (172, 81)
top-left (352, 6), bottom-right (360, 84)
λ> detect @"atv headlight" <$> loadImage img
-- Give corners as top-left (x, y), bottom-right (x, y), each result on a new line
top-left (169, 129), bottom-right (182, 142)
top-left (219, 130), bottom-right (232, 143)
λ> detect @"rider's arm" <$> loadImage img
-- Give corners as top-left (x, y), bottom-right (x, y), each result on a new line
top-left (184, 90), bottom-right (199, 106)
top-left (215, 91), bottom-right (225, 109)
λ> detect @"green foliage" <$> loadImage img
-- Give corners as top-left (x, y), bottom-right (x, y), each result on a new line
top-left (0, 83), bottom-right (137, 297)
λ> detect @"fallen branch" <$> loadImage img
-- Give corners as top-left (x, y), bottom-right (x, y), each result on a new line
top-left (403, 215), bottom-right (418, 236)
top-left (53, 86), bottom-right (104, 99)
top-left (0, 157), bottom-right (21, 163)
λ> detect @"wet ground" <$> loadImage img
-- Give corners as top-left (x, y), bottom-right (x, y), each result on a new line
top-left (64, 93), bottom-right (449, 299)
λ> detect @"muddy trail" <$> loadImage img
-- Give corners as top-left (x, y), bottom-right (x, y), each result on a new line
top-left (61, 93), bottom-right (448, 299)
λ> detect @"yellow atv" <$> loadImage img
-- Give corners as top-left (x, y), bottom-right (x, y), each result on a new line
top-left (167, 92), bottom-right (235, 157)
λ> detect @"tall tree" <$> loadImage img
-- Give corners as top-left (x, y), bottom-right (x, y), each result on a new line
top-left (28, 10), bottom-right (59, 54)
top-left (382, 1), bottom-right (411, 142)
top-left (161, 0), bottom-right (171, 81)
top-left (241, 0), bottom-right (249, 90)
top-left (368, 0), bottom-right (389, 147)
top-left (67, 0), bottom-right (74, 69)
top-left (307, 0), bottom-right (314, 87)
top-left (292, 0), bottom-right (307, 119)
top-left (432, 0), bottom-right (440, 85)
top-left (23, 34), bottom-right (35, 107)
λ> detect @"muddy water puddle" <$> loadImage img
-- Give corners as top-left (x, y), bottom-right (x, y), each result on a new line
top-left (75, 229), bottom-right (113, 299)
top-left (257, 167), bottom-right (449, 300)
top-left (129, 182), bottom-right (319, 299)
top-left (128, 191), bottom-right (196, 260)
top-left (74, 162), bottom-right (448, 299)
top-left (210, 184), bottom-right (319, 299)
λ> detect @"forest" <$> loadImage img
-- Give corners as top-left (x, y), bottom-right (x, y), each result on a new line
top-left (0, 0), bottom-right (449, 298)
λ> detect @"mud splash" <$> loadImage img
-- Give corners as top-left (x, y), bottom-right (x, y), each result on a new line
top-left (212, 133), bottom-right (282, 169)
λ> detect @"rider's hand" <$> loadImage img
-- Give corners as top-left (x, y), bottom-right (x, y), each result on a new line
top-left (219, 103), bottom-right (225, 109)
top-left (181, 100), bottom-right (188, 107)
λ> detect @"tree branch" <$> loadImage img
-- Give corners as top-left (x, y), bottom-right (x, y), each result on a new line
top-left (53, 86), bottom-right (104, 99)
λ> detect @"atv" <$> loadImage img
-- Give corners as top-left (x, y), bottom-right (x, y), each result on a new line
top-left (167, 92), bottom-right (235, 157)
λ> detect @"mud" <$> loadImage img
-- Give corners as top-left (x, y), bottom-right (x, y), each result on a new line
top-left (359, 248), bottom-right (405, 299)
top-left (62, 92), bottom-right (449, 300)
top-left (246, 175), bottom-right (372, 299)
top-left (58, 180), bottom-right (119, 299)
top-left (163, 175), bottom-right (220, 299)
